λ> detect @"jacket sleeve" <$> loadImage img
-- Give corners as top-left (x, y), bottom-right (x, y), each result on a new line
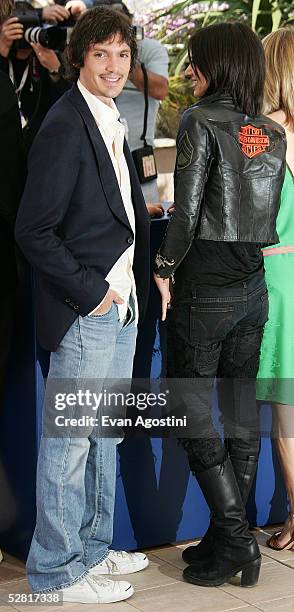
top-left (154, 109), bottom-right (212, 278)
top-left (15, 112), bottom-right (109, 316)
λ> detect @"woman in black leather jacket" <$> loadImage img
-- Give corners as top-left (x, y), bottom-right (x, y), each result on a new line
top-left (154, 22), bottom-right (286, 589)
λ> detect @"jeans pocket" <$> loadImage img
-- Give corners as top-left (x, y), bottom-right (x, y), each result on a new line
top-left (87, 303), bottom-right (114, 319)
top-left (189, 304), bottom-right (234, 343)
top-left (191, 305), bottom-right (235, 313)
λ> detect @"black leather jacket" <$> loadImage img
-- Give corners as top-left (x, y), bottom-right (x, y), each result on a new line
top-left (154, 93), bottom-right (286, 278)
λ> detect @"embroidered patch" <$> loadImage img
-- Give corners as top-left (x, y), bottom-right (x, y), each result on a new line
top-left (239, 125), bottom-right (270, 159)
top-left (177, 130), bottom-right (194, 170)
top-left (155, 253), bottom-right (175, 269)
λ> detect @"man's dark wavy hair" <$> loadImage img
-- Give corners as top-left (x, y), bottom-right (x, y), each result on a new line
top-left (64, 6), bottom-right (137, 82)
top-left (188, 22), bottom-right (265, 117)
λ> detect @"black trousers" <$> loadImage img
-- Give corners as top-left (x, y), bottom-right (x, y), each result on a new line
top-left (167, 273), bottom-right (268, 473)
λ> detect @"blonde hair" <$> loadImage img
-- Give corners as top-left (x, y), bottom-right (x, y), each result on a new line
top-left (0, 1), bottom-right (14, 23)
top-left (263, 28), bottom-right (294, 131)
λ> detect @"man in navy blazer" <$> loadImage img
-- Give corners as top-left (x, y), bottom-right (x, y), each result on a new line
top-left (15, 7), bottom-right (150, 604)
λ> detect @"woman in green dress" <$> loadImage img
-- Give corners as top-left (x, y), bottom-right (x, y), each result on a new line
top-left (257, 28), bottom-right (294, 550)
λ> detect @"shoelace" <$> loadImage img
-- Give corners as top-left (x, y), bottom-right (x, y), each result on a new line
top-left (109, 550), bottom-right (130, 559)
top-left (86, 575), bottom-right (114, 591)
top-left (101, 550), bottom-right (134, 573)
top-left (104, 557), bottom-right (121, 573)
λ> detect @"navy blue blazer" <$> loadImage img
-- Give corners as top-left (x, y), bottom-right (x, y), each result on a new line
top-left (15, 85), bottom-right (150, 351)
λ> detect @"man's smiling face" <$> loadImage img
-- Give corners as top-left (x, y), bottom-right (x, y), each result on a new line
top-left (79, 33), bottom-right (131, 106)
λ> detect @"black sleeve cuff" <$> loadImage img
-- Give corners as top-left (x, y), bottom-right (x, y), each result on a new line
top-left (153, 252), bottom-right (176, 278)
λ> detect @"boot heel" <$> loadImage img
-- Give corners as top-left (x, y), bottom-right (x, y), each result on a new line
top-left (240, 557), bottom-right (261, 587)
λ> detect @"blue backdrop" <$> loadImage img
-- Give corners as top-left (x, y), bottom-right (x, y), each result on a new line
top-left (0, 219), bottom-right (288, 559)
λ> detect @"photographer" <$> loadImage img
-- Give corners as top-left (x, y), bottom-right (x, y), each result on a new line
top-left (0, 1), bottom-right (70, 150)
top-left (114, 1), bottom-right (169, 214)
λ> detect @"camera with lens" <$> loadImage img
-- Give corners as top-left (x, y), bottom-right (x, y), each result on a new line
top-left (12, 1), bottom-right (75, 51)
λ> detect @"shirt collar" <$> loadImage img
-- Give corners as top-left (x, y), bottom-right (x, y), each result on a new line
top-left (77, 79), bottom-right (120, 130)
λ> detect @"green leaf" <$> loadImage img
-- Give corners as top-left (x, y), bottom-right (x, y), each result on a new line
top-left (271, 0), bottom-right (282, 31)
top-left (252, 0), bottom-right (262, 31)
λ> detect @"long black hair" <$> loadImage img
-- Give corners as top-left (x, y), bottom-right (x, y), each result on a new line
top-left (188, 22), bottom-right (265, 116)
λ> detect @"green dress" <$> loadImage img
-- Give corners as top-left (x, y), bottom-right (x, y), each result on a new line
top-left (257, 166), bottom-right (294, 404)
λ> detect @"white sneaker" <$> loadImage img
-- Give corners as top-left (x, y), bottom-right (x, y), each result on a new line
top-left (60, 575), bottom-right (134, 604)
top-left (0, 550), bottom-right (3, 563)
top-left (89, 550), bottom-right (149, 576)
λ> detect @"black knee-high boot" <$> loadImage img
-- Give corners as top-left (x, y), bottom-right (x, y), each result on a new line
top-left (183, 457), bottom-right (261, 587)
top-left (182, 439), bottom-right (260, 564)
top-left (229, 437), bottom-right (260, 502)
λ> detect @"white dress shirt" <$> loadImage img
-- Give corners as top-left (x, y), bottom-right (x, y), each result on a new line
top-left (77, 80), bottom-right (138, 323)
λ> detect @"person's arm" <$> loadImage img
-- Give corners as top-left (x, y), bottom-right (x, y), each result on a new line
top-left (29, 43), bottom-right (70, 103)
top-left (129, 40), bottom-right (169, 101)
top-left (15, 114), bottom-right (109, 315)
top-left (129, 65), bottom-right (168, 100)
top-left (30, 42), bottom-right (61, 73)
top-left (41, 4), bottom-right (70, 22)
top-left (153, 110), bottom-right (212, 318)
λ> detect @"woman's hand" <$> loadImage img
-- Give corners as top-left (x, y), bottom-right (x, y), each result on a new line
top-left (153, 274), bottom-right (171, 321)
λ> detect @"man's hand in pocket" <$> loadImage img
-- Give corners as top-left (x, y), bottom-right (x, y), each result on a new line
top-left (91, 289), bottom-right (124, 316)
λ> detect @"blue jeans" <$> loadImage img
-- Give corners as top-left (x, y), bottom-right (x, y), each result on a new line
top-left (27, 301), bottom-right (137, 592)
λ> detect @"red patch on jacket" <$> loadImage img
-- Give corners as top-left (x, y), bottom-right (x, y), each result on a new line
top-left (239, 125), bottom-right (270, 158)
